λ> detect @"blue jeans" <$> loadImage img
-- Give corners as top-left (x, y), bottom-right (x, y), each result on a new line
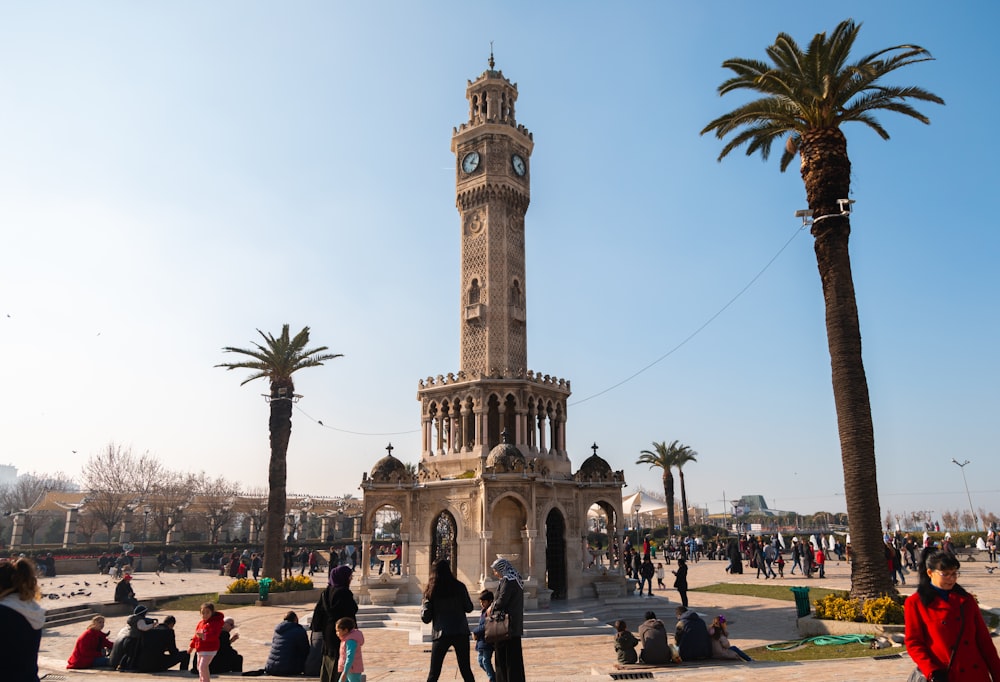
top-left (478, 649), bottom-right (496, 682)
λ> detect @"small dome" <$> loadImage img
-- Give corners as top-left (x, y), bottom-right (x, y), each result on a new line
top-left (576, 453), bottom-right (612, 480)
top-left (486, 442), bottom-right (525, 470)
top-left (370, 454), bottom-right (408, 483)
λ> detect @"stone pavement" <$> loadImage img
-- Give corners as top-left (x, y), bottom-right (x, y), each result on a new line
top-left (33, 554), bottom-right (1000, 681)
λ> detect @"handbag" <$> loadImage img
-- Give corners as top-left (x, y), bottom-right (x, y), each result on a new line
top-left (909, 602), bottom-right (964, 682)
top-left (484, 611), bottom-right (510, 644)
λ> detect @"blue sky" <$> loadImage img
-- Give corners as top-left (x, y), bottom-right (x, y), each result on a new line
top-left (1, 2), bottom-right (996, 521)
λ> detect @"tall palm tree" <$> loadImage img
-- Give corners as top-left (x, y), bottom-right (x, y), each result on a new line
top-left (637, 441), bottom-right (683, 535)
top-left (673, 445), bottom-right (698, 532)
top-left (701, 19), bottom-right (943, 600)
top-left (217, 324), bottom-right (342, 580)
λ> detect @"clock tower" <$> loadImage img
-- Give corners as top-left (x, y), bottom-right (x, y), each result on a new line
top-left (451, 53), bottom-right (533, 375)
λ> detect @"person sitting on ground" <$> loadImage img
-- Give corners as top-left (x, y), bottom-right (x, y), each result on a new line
top-left (265, 611), bottom-right (310, 676)
top-left (637, 610), bottom-right (671, 664)
top-left (674, 606), bottom-right (712, 661)
top-left (708, 615), bottom-right (752, 661)
top-left (110, 604), bottom-right (157, 671)
top-left (136, 614), bottom-right (189, 672)
top-left (67, 615), bottom-right (114, 669)
top-left (114, 573), bottom-right (138, 608)
top-left (614, 619), bottom-right (639, 664)
top-left (209, 617), bottom-right (243, 674)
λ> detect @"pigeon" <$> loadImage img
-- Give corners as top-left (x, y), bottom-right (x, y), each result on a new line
top-left (987, 566), bottom-right (996, 574)
top-left (84, 581), bottom-right (90, 586)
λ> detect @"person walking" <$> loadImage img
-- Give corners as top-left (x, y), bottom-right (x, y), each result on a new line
top-left (672, 557), bottom-right (689, 608)
top-left (421, 559), bottom-right (476, 682)
top-left (906, 547), bottom-right (1000, 681)
top-left (188, 602), bottom-right (225, 682)
top-left (639, 556), bottom-right (655, 597)
top-left (790, 538), bottom-right (802, 575)
top-left (490, 558), bottom-right (525, 682)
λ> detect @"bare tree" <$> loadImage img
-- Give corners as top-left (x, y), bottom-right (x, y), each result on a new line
top-left (147, 471), bottom-right (196, 542)
top-left (80, 443), bottom-right (164, 549)
top-left (940, 509), bottom-right (959, 532)
top-left (960, 511), bottom-right (976, 532)
top-left (193, 473), bottom-right (242, 544)
top-left (979, 508), bottom-right (999, 531)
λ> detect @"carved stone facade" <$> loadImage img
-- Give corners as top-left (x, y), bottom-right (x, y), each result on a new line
top-left (359, 58), bottom-right (626, 604)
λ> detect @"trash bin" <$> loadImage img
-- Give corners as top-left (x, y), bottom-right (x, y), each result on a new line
top-left (258, 577), bottom-right (274, 602)
top-left (790, 586), bottom-right (811, 617)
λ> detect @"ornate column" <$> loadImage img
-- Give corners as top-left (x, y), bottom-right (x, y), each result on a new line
top-left (62, 507), bottom-right (79, 548)
top-left (10, 512), bottom-right (24, 549)
top-left (479, 530), bottom-right (493, 584)
top-left (360, 533), bottom-right (372, 581)
top-left (320, 516), bottom-right (330, 543)
top-left (247, 516), bottom-right (259, 545)
top-left (521, 528), bottom-right (538, 580)
top-left (121, 508), bottom-right (134, 543)
top-left (400, 533), bottom-right (410, 578)
top-left (537, 413), bottom-right (547, 454)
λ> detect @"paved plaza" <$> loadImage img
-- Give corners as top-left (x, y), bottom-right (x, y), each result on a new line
top-left (34, 554), bottom-right (1000, 681)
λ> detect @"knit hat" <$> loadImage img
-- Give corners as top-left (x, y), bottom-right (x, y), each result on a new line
top-left (133, 605), bottom-right (147, 616)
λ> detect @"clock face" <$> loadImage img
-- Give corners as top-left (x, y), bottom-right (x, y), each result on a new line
top-left (511, 154), bottom-right (526, 176)
top-left (462, 151), bottom-right (480, 174)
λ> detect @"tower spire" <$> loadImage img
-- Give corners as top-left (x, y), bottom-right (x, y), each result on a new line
top-left (489, 42), bottom-right (494, 70)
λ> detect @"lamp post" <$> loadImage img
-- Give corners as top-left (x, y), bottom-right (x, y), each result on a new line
top-left (951, 459), bottom-right (980, 532)
top-left (633, 501), bottom-right (642, 546)
top-left (138, 506), bottom-right (150, 572)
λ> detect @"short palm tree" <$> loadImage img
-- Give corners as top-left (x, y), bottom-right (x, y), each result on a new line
top-left (673, 445), bottom-right (698, 532)
top-left (701, 19), bottom-right (943, 600)
top-left (637, 441), bottom-right (683, 535)
top-left (217, 324), bottom-right (342, 580)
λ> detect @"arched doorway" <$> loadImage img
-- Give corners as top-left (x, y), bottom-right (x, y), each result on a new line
top-left (545, 508), bottom-right (567, 600)
top-left (430, 510), bottom-right (458, 571)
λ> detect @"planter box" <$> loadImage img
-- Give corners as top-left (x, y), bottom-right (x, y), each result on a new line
top-left (797, 615), bottom-right (904, 638)
top-left (219, 588), bottom-right (321, 607)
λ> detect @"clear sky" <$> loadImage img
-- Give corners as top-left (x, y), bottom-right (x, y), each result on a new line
top-left (2, 2), bottom-right (997, 522)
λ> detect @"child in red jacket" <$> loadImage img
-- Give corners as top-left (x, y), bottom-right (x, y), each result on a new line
top-left (189, 602), bottom-right (225, 682)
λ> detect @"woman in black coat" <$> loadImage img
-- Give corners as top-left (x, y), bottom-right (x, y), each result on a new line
top-left (264, 611), bottom-right (309, 676)
top-left (311, 565), bottom-right (358, 682)
top-left (421, 559), bottom-right (476, 682)
top-left (490, 558), bottom-right (525, 682)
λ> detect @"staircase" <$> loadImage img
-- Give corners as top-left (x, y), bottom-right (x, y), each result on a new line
top-left (355, 599), bottom-right (629, 644)
top-left (45, 604), bottom-right (98, 628)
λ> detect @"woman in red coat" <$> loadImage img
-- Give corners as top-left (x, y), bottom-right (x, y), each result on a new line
top-left (189, 602), bottom-right (225, 682)
top-left (905, 547), bottom-right (1000, 681)
top-left (67, 615), bottom-right (114, 668)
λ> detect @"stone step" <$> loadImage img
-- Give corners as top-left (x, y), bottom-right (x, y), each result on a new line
top-left (45, 605), bottom-right (96, 628)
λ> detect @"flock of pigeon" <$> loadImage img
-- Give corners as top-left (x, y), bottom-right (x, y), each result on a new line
top-left (37, 574), bottom-right (190, 601)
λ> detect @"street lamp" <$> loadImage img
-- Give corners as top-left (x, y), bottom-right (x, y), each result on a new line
top-left (951, 459), bottom-right (980, 532)
top-left (139, 506), bottom-right (150, 572)
top-left (633, 501), bottom-right (642, 546)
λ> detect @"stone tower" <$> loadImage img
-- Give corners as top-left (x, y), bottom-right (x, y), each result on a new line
top-left (359, 58), bottom-right (626, 605)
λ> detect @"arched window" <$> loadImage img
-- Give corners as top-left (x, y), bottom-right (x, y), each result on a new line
top-left (431, 510), bottom-right (458, 570)
top-left (469, 278), bottom-right (481, 305)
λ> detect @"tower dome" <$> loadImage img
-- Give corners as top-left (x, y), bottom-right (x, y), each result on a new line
top-left (485, 430), bottom-right (525, 473)
top-left (369, 445), bottom-right (411, 484)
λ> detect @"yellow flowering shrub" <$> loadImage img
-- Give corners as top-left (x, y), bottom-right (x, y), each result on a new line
top-left (862, 596), bottom-right (905, 625)
top-left (226, 575), bottom-right (314, 594)
top-left (814, 592), bottom-right (862, 622)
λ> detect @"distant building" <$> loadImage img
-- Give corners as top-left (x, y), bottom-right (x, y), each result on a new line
top-left (0, 464), bottom-right (17, 487)
top-left (731, 495), bottom-right (790, 517)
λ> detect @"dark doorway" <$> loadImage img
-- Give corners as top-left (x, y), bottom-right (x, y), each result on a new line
top-left (545, 508), bottom-right (567, 600)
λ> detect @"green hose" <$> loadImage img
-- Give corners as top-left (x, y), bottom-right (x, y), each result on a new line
top-left (766, 634), bottom-right (875, 650)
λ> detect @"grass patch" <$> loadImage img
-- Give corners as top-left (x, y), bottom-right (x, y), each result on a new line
top-left (747, 640), bottom-right (886, 662)
top-left (154, 593), bottom-right (251, 612)
top-left (692, 582), bottom-right (841, 602)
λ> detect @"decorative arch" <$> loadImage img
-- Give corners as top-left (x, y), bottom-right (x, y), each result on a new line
top-left (544, 507), bottom-right (567, 600)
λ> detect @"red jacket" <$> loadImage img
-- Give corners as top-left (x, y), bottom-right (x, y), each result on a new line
top-left (190, 612), bottom-right (225, 653)
top-left (905, 584), bottom-right (1000, 681)
top-left (67, 627), bottom-right (114, 668)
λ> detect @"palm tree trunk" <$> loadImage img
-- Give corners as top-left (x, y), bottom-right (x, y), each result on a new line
top-left (263, 396), bottom-right (293, 580)
top-left (679, 470), bottom-right (690, 531)
top-left (803, 128), bottom-right (895, 601)
top-left (664, 472), bottom-right (676, 537)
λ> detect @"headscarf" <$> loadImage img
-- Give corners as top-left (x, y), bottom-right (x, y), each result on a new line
top-left (490, 558), bottom-right (523, 588)
top-left (329, 565), bottom-right (353, 588)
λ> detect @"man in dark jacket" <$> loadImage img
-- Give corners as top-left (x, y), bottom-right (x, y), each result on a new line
top-left (422, 559), bottom-right (476, 682)
top-left (674, 606), bottom-right (711, 661)
top-left (210, 617), bottom-right (243, 673)
top-left (637, 611), bottom-right (670, 664)
top-left (136, 615), bottom-right (188, 672)
top-left (265, 611), bottom-right (309, 676)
